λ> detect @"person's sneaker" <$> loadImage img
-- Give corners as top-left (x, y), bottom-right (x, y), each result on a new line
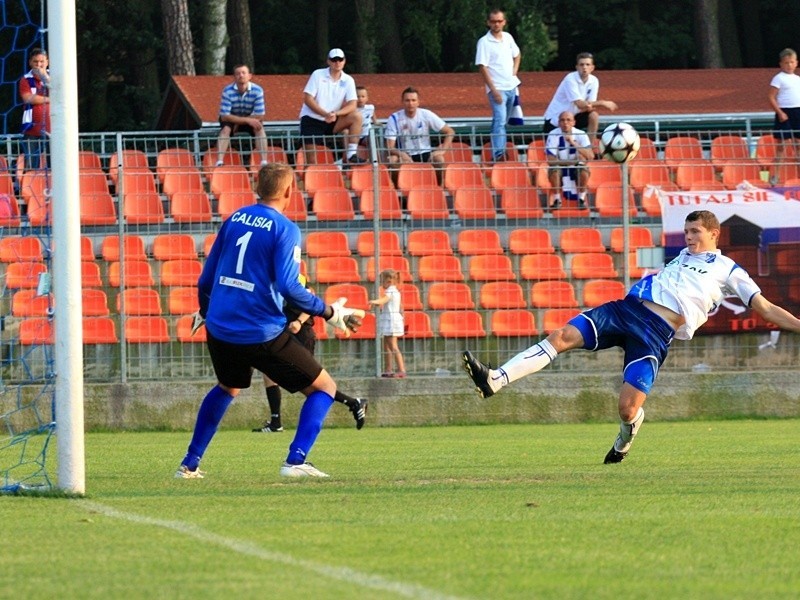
top-left (280, 461), bottom-right (330, 478)
top-left (346, 155), bottom-right (367, 165)
top-left (252, 422), bottom-right (284, 433)
top-left (348, 397), bottom-right (368, 430)
top-left (214, 160), bottom-right (224, 167)
top-left (603, 446), bottom-right (627, 464)
top-left (462, 350), bottom-right (496, 399)
top-left (549, 195), bottom-right (561, 208)
top-left (174, 465), bottom-right (205, 479)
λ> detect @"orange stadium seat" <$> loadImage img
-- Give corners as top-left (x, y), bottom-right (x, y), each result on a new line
top-left (306, 231), bottom-right (351, 258)
top-left (218, 190), bottom-right (256, 219)
top-left (457, 229), bottom-right (503, 255)
top-left (629, 160), bottom-right (671, 193)
top-left (710, 135), bottom-right (750, 170)
top-left (333, 311), bottom-right (376, 340)
top-left (610, 227), bottom-right (655, 253)
top-left (582, 279), bottom-right (626, 307)
top-left (404, 310), bottom-right (434, 338)
top-left (530, 280), bottom-right (578, 308)
top-left (176, 314), bottom-right (207, 343)
top-left (311, 188), bottom-right (355, 220)
top-left (675, 160), bottom-right (717, 190)
top-left (664, 136), bottom-right (703, 170)
top-left (0, 236), bottom-right (43, 262)
top-left (418, 255), bottom-right (464, 282)
top-left (396, 162), bottom-right (439, 194)
top-left (161, 168), bottom-right (204, 199)
top-left (559, 228), bottom-right (605, 254)
top-left (0, 184), bottom-right (22, 227)
top-left (442, 142), bottom-right (475, 165)
top-left (120, 171), bottom-right (164, 224)
top-left (491, 309), bottom-right (538, 337)
top-left (356, 231), bottom-right (402, 257)
top-left (283, 189), bottom-right (308, 222)
top-left (108, 260), bottom-right (155, 288)
top-left (397, 282), bottom-right (424, 310)
top-left (303, 164), bottom-right (347, 197)
top-left (453, 187), bottom-right (496, 219)
top-left (721, 162), bottom-right (769, 189)
top-left (101, 234), bottom-right (147, 262)
top-left (438, 310), bottom-right (486, 338)
top-left (479, 281), bottom-right (527, 309)
top-left (499, 188), bottom-right (544, 219)
top-left (481, 141), bottom-right (519, 170)
top-left (444, 163), bottom-right (486, 194)
top-left (519, 254), bottom-right (567, 280)
top-left (4, 261), bottom-right (47, 289)
top-left (79, 170), bottom-right (111, 195)
top-left (156, 148), bottom-right (197, 181)
top-left (508, 228), bottom-right (554, 255)
top-left (364, 255), bottom-right (413, 283)
top-left (109, 149), bottom-right (150, 186)
top-left (541, 308), bottom-right (581, 333)
top-left (170, 191), bottom-right (213, 223)
top-left (323, 283), bottom-right (370, 309)
top-left (160, 259), bottom-right (203, 287)
top-left (152, 234), bottom-right (197, 261)
top-left (82, 289), bottom-right (110, 317)
top-left (468, 254), bottom-right (515, 281)
top-left (203, 234), bottom-right (217, 257)
top-left (117, 287), bottom-right (162, 316)
top-left (79, 150), bottom-right (104, 171)
top-left (11, 290), bottom-right (51, 317)
top-left (570, 253), bottom-right (619, 279)
top-left (19, 318), bottom-right (54, 345)
top-left (81, 261), bottom-right (104, 288)
top-left (81, 236), bottom-right (96, 262)
top-left (248, 146), bottom-right (290, 176)
top-left (633, 137), bottom-right (658, 161)
top-left (83, 317), bottom-right (119, 344)
top-left (586, 161), bottom-right (622, 194)
top-left (407, 229), bottom-right (452, 256)
top-left (168, 287), bottom-right (200, 315)
top-left (489, 162), bottom-right (531, 191)
top-left (210, 165), bottom-right (252, 196)
top-left (201, 147), bottom-right (243, 178)
top-left (124, 316), bottom-right (170, 343)
top-left (348, 164), bottom-right (393, 194)
top-left (406, 188), bottom-right (450, 219)
top-left (426, 282), bottom-right (475, 310)
top-left (593, 182), bottom-right (638, 218)
top-left (359, 188), bottom-right (403, 220)
top-left (314, 256), bottom-right (360, 283)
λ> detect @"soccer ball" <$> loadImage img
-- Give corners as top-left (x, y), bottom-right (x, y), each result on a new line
top-left (599, 123), bottom-right (641, 163)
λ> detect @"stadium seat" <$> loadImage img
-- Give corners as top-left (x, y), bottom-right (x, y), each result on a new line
top-left (586, 161), bottom-right (622, 194)
top-left (152, 234), bottom-right (197, 261)
top-left (121, 171), bottom-right (164, 224)
top-left (4, 261), bottom-right (47, 289)
top-left (169, 191), bottom-right (213, 223)
top-left (0, 184), bottom-right (22, 227)
top-left (314, 256), bottom-right (361, 283)
top-left (323, 283), bottom-right (370, 309)
top-left (81, 236), bottom-right (96, 262)
top-left (640, 184), bottom-right (679, 217)
top-left (468, 254), bottom-right (515, 281)
top-left (81, 261), bottom-right (104, 288)
top-left (453, 187), bottom-right (497, 219)
top-left (365, 256), bottom-right (413, 283)
top-left (0, 236), bottom-right (43, 262)
top-left (19, 318), bottom-right (54, 345)
top-left (397, 282), bottom-right (424, 310)
top-left (526, 139), bottom-right (547, 164)
top-left (356, 231), bottom-right (403, 257)
top-left (632, 137), bottom-right (658, 161)
top-left (303, 164), bottom-right (347, 197)
top-left (161, 168), bottom-right (204, 199)
top-left (80, 192), bottom-right (117, 226)
top-left (79, 170), bottom-right (111, 195)
top-left (499, 188), bottom-right (544, 219)
top-left (664, 136), bottom-right (703, 170)
top-left (248, 146), bottom-right (290, 176)
top-left (418, 255), bottom-right (464, 282)
top-left (593, 182), bottom-right (638, 218)
top-left (311, 188), bottom-right (355, 220)
top-left (519, 253), bottom-right (567, 280)
top-left (721, 162), bottom-right (769, 189)
top-left (582, 279), bottom-right (626, 307)
top-left (444, 162), bottom-right (486, 194)
top-left (489, 162), bottom-right (531, 191)
top-left (156, 148), bottom-right (197, 181)
top-left (349, 164), bottom-right (393, 194)
top-left (675, 160), bottom-right (717, 190)
top-left (203, 234), bottom-right (217, 257)
top-left (176, 313), bottom-right (207, 343)
top-left (108, 149), bottom-right (150, 186)
top-left (396, 162), bottom-right (439, 194)
top-left (160, 259), bottom-right (203, 287)
top-left (442, 142), bottom-right (475, 165)
top-left (406, 188), bottom-right (450, 219)
top-left (491, 309), bottom-right (538, 337)
top-left (82, 289), bottom-right (110, 316)
top-left (101, 235), bottom-right (147, 262)
top-left (407, 229), bottom-right (453, 256)
top-left (479, 281), bottom-right (527, 309)
top-left (82, 317), bottom-right (119, 344)
top-left (168, 287), bottom-right (200, 315)
top-left (457, 229), bottom-right (503, 255)
top-left (333, 311), bottom-right (376, 340)
top-left (11, 290), bottom-right (51, 317)
top-left (404, 310), bottom-right (434, 338)
top-left (124, 316), bottom-right (170, 343)
top-left (529, 280), bottom-right (578, 308)
top-left (541, 308), bottom-right (581, 333)
top-left (108, 260), bottom-right (155, 288)
top-left (79, 150), bottom-right (104, 171)
top-left (427, 282), bottom-right (475, 310)
top-left (306, 231), bottom-right (351, 258)
top-left (201, 146), bottom-right (243, 177)
top-left (117, 287), bottom-right (163, 316)
top-left (284, 189), bottom-right (309, 222)
top-left (359, 188), bottom-right (403, 220)
top-left (626, 252), bottom-right (648, 280)
top-left (710, 135), bottom-right (750, 170)
top-left (508, 228), bottom-right (554, 255)
top-left (295, 145), bottom-right (336, 176)
top-left (438, 310), bottom-right (486, 338)
top-left (559, 228), bottom-right (605, 254)
top-left (19, 171), bottom-right (50, 209)
top-left (570, 253), bottom-right (619, 279)
top-left (210, 165), bottom-right (252, 196)
top-left (218, 190), bottom-right (257, 219)
top-left (610, 227), bottom-right (655, 253)
top-left (481, 141), bottom-right (519, 170)
top-left (629, 160), bottom-right (672, 193)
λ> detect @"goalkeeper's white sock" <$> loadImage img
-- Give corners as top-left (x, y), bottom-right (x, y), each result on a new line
top-left (614, 407), bottom-right (644, 453)
top-left (493, 339), bottom-right (558, 389)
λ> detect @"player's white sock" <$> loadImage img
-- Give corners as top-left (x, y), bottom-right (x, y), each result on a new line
top-left (614, 407), bottom-right (644, 453)
top-left (491, 339), bottom-right (558, 389)
top-left (346, 143), bottom-right (358, 158)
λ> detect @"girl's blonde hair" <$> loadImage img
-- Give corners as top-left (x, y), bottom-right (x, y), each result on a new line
top-left (380, 268), bottom-right (399, 284)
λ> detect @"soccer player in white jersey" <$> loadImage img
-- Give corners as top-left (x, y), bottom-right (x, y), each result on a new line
top-left (463, 210), bottom-right (800, 463)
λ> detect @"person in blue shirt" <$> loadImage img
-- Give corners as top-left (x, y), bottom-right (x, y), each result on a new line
top-left (176, 162), bottom-right (362, 479)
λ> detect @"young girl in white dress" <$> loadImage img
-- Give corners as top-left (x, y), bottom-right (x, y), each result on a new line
top-left (369, 269), bottom-right (407, 378)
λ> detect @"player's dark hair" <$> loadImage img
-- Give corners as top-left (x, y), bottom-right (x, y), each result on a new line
top-left (256, 163), bottom-right (293, 201)
top-left (576, 52), bottom-right (594, 63)
top-left (356, 85), bottom-right (367, 92)
top-left (779, 48), bottom-right (796, 60)
top-left (401, 86), bottom-right (418, 98)
top-left (686, 210), bottom-right (720, 231)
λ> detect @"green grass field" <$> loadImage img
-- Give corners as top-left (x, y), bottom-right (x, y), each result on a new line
top-left (1, 420), bottom-right (799, 599)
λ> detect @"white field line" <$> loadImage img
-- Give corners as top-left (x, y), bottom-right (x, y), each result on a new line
top-left (81, 501), bottom-right (471, 600)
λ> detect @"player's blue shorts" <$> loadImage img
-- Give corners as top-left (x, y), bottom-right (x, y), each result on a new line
top-left (567, 296), bottom-right (675, 394)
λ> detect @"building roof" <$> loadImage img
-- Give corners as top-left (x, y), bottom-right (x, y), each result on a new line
top-left (156, 68), bottom-right (776, 130)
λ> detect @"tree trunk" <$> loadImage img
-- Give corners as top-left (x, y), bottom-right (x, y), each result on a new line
top-left (203, 0), bottom-right (228, 75)
top-left (161, 0), bottom-right (195, 75)
top-left (376, 0), bottom-right (405, 72)
top-left (717, 0), bottom-right (742, 67)
top-left (695, 0), bottom-right (723, 68)
top-left (226, 0), bottom-right (254, 71)
top-left (315, 0), bottom-right (329, 63)
top-left (354, 0), bottom-right (377, 73)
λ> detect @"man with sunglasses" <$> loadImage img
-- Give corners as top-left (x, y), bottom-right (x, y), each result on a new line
top-left (299, 48), bottom-right (364, 165)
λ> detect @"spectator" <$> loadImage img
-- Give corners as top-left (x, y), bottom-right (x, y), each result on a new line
top-left (354, 85), bottom-right (375, 161)
top-left (175, 163), bottom-right (364, 480)
top-left (369, 269), bottom-right (406, 378)
top-left (215, 64), bottom-right (268, 167)
top-left (545, 111), bottom-right (594, 208)
top-left (19, 48), bottom-right (51, 171)
top-left (543, 52), bottom-right (618, 146)
top-left (464, 210), bottom-right (800, 464)
top-left (767, 48), bottom-right (800, 179)
top-left (475, 8), bottom-right (521, 163)
top-left (299, 48), bottom-right (364, 165)
top-left (384, 87), bottom-right (455, 169)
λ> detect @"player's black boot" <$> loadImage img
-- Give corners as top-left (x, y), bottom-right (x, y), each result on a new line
top-left (462, 350), bottom-right (496, 399)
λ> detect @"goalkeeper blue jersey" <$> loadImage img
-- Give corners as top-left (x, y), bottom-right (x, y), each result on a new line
top-left (198, 202), bottom-right (326, 344)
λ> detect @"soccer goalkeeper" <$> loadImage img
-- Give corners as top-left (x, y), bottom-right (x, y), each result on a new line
top-left (176, 163), bottom-right (363, 479)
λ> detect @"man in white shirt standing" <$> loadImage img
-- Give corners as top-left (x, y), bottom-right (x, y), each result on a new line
top-left (475, 9), bottom-right (521, 163)
top-left (299, 48), bottom-right (364, 165)
top-left (543, 52), bottom-right (618, 147)
top-left (463, 210), bottom-right (800, 464)
top-left (384, 87), bottom-right (455, 167)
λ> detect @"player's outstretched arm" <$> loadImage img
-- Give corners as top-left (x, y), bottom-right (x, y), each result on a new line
top-left (325, 297), bottom-right (366, 337)
top-left (751, 294), bottom-right (800, 333)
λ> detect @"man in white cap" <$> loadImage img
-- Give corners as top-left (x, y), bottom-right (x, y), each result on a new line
top-left (299, 48), bottom-right (364, 165)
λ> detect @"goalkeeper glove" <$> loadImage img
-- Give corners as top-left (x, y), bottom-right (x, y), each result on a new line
top-left (326, 297), bottom-right (365, 338)
top-left (190, 312), bottom-right (205, 336)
